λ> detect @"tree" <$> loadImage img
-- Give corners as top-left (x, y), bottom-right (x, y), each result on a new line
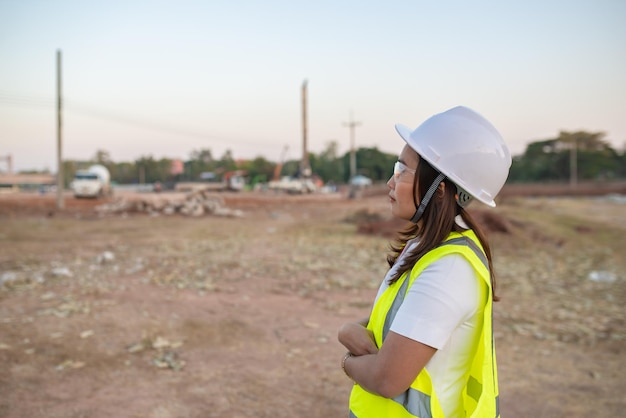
top-left (61, 160), bottom-right (78, 188)
top-left (93, 149), bottom-right (112, 165)
top-left (189, 149), bottom-right (213, 164)
top-left (508, 131), bottom-right (623, 182)
top-left (509, 139), bottom-right (566, 181)
top-left (134, 156), bottom-right (172, 184)
top-left (241, 156), bottom-right (274, 187)
top-left (216, 150), bottom-right (237, 173)
top-left (340, 147), bottom-right (395, 182)
top-left (185, 148), bottom-right (214, 180)
top-left (618, 146), bottom-right (626, 178)
top-left (112, 162), bottom-right (136, 184)
top-left (311, 141), bottom-right (345, 183)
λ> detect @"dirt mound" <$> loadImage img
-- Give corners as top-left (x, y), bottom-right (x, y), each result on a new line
top-left (468, 209), bottom-right (512, 234)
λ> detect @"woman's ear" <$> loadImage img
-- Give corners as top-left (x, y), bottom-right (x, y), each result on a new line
top-left (437, 181), bottom-right (446, 197)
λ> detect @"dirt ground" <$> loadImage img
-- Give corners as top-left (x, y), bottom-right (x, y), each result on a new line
top-left (0, 189), bottom-right (624, 418)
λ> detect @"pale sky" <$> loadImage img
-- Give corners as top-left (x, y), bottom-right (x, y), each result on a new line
top-left (1, 0), bottom-right (625, 173)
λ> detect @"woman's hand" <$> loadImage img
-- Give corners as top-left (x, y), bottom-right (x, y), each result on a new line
top-left (338, 320), bottom-right (378, 356)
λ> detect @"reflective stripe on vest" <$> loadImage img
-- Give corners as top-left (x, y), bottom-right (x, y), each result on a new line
top-left (348, 231), bottom-right (500, 418)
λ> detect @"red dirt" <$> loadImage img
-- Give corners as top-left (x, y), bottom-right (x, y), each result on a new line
top-left (0, 190), bottom-right (624, 417)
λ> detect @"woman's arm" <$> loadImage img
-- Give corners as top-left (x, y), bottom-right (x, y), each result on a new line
top-left (338, 317), bottom-right (378, 356)
top-left (343, 330), bottom-right (436, 398)
top-left (341, 255), bottom-right (479, 398)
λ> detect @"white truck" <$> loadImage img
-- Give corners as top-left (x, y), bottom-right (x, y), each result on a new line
top-left (267, 176), bottom-right (317, 194)
top-left (71, 164), bottom-right (112, 198)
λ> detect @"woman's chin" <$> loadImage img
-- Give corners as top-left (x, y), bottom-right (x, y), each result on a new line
top-left (389, 207), bottom-right (405, 220)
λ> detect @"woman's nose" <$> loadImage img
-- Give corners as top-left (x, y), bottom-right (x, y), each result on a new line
top-left (387, 175), bottom-right (395, 189)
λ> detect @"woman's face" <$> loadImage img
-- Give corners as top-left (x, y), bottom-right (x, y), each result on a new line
top-left (387, 145), bottom-right (419, 220)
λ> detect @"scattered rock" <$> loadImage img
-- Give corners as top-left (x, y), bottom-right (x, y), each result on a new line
top-left (127, 343), bottom-right (146, 354)
top-left (95, 189), bottom-right (244, 218)
top-left (80, 330), bottom-right (94, 339)
top-left (55, 359), bottom-right (86, 371)
top-left (153, 350), bottom-right (185, 371)
top-left (51, 267), bottom-right (73, 278)
top-left (96, 251), bottom-right (115, 264)
top-left (588, 270), bottom-right (617, 283)
top-left (0, 271), bottom-right (18, 286)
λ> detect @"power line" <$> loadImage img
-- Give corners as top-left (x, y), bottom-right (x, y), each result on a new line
top-left (0, 91), bottom-right (55, 108)
top-left (0, 91), bottom-right (285, 151)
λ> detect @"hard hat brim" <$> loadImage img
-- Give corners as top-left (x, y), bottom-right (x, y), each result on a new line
top-left (394, 123), bottom-right (413, 145)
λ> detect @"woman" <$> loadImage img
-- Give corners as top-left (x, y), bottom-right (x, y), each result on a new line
top-left (338, 106), bottom-right (511, 418)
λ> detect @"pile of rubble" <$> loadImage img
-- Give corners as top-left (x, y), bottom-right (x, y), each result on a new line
top-left (95, 189), bottom-right (244, 218)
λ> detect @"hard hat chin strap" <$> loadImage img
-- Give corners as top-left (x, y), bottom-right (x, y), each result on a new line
top-left (410, 173), bottom-right (446, 223)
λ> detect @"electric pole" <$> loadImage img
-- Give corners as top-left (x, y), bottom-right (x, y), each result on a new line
top-left (300, 80), bottom-right (311, 177)
top-left (56, 49), bottom-right (64, 210)
top-left (343, 111), bottom-right (361, 180)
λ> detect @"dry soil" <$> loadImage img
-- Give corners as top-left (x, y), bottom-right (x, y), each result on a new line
top-left (0, 190), bottom-right (624, 417)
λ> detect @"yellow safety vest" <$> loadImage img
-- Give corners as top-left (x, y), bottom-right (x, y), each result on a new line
top-left (349, 230), bottom-right (500, 418)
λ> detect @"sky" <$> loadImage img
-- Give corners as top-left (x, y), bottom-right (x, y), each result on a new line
top-left (1, 0), bottom-right (625, 173)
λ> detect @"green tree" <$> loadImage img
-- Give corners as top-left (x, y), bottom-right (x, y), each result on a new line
top-left (282, 159), bottom-right (300, 178)
top-left (508, 139), bottom-right (565, 182)
top-left (216, 150), bottom-right (237, 173)
top-left (340, 147), bottom-right (395, 182)
top-left (509, 131), bottom-right (623, 182)
top-left (559, 131), bottom-right (620, 180)
top-left (618, 146), bottom-right (626, 178)
top-left (112, 161), bottom-right (136, 184)
top-left (62, 160), bottom-right (78, 188)
top-left (185, 148), bottom-right (214, 180)
top-left (134, 156), bottom-right (172, 184)
top-left (311, 141), bottom-right (344, 183)
top-left (93, 149), bottom-right (112, 165)
top-left (241, 156), bottom-right (274, 187)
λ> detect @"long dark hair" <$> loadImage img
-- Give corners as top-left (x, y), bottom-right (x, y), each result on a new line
top-left (386, 156), bottom-right (499, 301)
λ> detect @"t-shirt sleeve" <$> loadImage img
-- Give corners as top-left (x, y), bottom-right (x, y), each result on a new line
top-left (388, 253), bottom-right (483, 349)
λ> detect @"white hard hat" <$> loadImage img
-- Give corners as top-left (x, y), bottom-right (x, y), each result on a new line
top-left (395, 106), bottom-right (511, 207)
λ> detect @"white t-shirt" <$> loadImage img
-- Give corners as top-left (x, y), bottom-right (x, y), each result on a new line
top-left (374, 226), bottom-right (487, 417)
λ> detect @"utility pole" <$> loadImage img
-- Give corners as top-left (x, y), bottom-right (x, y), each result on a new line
top-left (300, 80), bottom-right (311, 177)
top-left (343, 111), bottom-right (361, 180)
top-left (56, 49), bottom-right (64, 210)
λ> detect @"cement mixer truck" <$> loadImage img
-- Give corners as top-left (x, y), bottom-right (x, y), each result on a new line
top-left (71, 165), bottom-right (112, 198)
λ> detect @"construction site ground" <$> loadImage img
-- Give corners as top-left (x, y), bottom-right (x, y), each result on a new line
top-left (0, 189), bottom-right (624, 418)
